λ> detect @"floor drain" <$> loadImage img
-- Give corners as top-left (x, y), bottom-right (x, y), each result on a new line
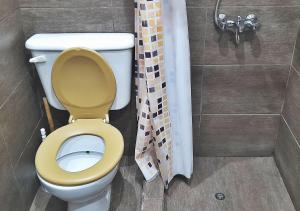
top-left (215, 193), bottom-right (225, 200)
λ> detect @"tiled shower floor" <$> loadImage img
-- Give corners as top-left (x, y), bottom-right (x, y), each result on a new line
top-left (30, 157), bottom-right (295, 211)
top-left (165, 157), bottom-right (295, 211)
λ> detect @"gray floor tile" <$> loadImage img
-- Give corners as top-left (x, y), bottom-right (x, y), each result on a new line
top-left (142, 198), bottom-right (164, 211)
top-left (142, 176), bottom-right (164, 200)
top-left (30, 187), bottom-right (51, 211)
top-left (30, 187), bottom-right (67, 211)
top-left (45, 196), bottom-right (67, 211)
top-left (30, 157), bottom-right (294, 211)
top-left (165, 157), bottom-right (295, 211)
top-left (110, 157), bottom-right (144, 211)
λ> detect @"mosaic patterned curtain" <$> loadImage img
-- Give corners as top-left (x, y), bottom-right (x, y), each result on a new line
top-left (134, 0), bottom-right (173, 187)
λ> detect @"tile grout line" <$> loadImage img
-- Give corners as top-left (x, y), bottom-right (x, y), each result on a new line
top-left (198, 8), bottom-right (208, 119)
top-left (0, 126), bottom-right (26, 207)
top-left (186, 5), bottom-right (300, 9)
top-left (141, 177), bottom-right (165, 211)
top-left (201, 8), bottom-right (208, 70)
top-left (282, 115), bottom-right (300, 149)
top-left (14, 115), bottom-right (44, 169)
top-left (273, 114), bottom-right (282, 151)
top-left (291, 65), bottom-right (300, 75)
top-left (280, 65), bottom-right (292, 114)
top-left (289, 28), bottom-right (299, 68)
top-left (19, 6), bottom-right (132, 9)
top-left (279, 19), bottom-right (299, 118)
top-left (0, 76), bottom-right (25, 110)
top-left (0, 128), bottom-right (15, 173)
top-left (13, 116), bottom-right (43, 208)
top-left (191, 64), bottom-right (291, 67)
top-left (201, 113), bottom-right (280, 116)
top-left (29, 187), bottom-right (51, 211)
top-left (0, 7), bottom-right (18, 24)
top-left (199, 67), bottom-right (204, 128)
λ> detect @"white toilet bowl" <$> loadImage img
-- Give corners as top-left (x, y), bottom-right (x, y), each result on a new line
top-left (32, 48), bottom-right (125, 211)
top-left (38, 134), bottom-right (119, 211)
top-left (39, 168), bottom-right (118, 211)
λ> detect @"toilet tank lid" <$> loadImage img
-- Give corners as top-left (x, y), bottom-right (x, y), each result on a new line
top-left (25, 33), bottom-right (135, 51)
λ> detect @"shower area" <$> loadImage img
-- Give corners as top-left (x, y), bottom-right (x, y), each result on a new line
top-left (164, 0), bottom-right (300, 210)
top-left (168, 0), bottom-right (300, 210)
top-left (125, 0), bottom-right (300, 208)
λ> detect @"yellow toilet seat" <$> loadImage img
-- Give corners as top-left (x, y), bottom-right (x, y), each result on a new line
top-left (35, 119), bottom-right (124, 186)
top-left (35, 48), bottom-right (124, 186)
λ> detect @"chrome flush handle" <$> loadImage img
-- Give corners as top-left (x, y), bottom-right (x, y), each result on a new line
top-left (29, 55), bottom-right (47, 63)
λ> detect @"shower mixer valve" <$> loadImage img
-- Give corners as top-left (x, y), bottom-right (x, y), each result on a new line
top-left (216, 13), bottom-right (260, 45)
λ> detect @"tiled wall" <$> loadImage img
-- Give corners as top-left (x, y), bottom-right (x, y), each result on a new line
top-left (275, 29), bottom-right (300, 210)
top-left (0, 0), bottom-right (46, 209)
top-left (18, 0), bottom-right (134, 39)
top-left (189, 0), bottom-right (300, 156)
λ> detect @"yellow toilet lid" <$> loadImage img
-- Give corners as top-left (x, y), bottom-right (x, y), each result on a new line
top-left (35, 119), bottom-right (124, 186)
top-left (52, 48), bottom-right (116, 120)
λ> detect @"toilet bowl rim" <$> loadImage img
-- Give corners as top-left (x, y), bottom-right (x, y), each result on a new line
top-left (35, 119), bottom-right (124, 186)
top-left (37, 165), bottom-right (119, 190)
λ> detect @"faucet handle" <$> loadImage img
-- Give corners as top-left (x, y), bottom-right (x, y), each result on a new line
top-left (252, 22), bottom-right (260, 31)
top-left (218, 14), bottom-right (227, 30)
top-left (246, 14), bottom-right (257, 22)
top-left (226, 20), bottom-right (235, 28)
top-left (245, 14), bottom-right (259, 30)
top-left (218, 13), bottom-right (226, 20)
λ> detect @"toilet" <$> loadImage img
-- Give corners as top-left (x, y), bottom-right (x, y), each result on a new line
top-left (25, 33), bottom-right (134, 211)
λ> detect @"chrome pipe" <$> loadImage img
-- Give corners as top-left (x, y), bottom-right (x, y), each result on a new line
top-left (214, 0), bottom-right (222, 26)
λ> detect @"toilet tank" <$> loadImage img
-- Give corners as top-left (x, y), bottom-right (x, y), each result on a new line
top-left (25, 33), bottom-right (134, 110)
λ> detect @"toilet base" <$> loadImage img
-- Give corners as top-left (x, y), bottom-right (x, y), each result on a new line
top-left (68, 185), bottom-right (111, 211)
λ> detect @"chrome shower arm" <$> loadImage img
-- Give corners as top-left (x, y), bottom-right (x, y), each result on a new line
top-left (214, 0), bottom-right (222, 26)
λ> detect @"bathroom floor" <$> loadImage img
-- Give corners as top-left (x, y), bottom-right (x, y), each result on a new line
top-left (165, 157), bottom-right (295, 211)
top-left (30, 157), bottom-right (295, 211)
top-left (30, 157), bottom-right (144, 211)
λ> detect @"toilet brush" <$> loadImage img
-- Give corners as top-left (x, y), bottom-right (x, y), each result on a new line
top-left (42, 97), bottom-right (55, 132)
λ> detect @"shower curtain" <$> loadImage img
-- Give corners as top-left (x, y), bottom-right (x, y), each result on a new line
top-left (134, 0), bottom-right (193, 187)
